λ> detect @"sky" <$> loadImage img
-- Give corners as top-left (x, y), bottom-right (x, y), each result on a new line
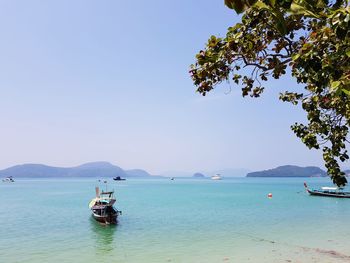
top-left (0, 0), bottom-right (326, 175)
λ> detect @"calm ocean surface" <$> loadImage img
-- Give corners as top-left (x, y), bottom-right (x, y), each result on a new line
top-left (1, 177), bottom-right (350, 263)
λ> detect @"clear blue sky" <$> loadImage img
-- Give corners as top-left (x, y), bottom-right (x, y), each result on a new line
top-left (0, 0), bottom-right (324, 175)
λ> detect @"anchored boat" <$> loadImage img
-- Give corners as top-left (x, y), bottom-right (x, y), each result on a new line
top-left (2, 176), bottom-right (14, 182)
top-left (113, 176), bottom-right (126, 181)
top-left (89, 186), bottom-right (121, 224)
top-left (211, 174), bottom-right (222, 180)
top-left (304, 182), bottom-right (350, 198)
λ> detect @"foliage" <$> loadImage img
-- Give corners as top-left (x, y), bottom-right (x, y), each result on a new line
top-left (190, 0), bottom-right (350, 186)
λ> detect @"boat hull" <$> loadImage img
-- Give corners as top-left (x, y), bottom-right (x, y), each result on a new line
top-left (307, 189), bottom-right (350, 198)
top-left (92, 213), bottom-right (118, 224)
top-left (211, 177), bottom-right (221, 180)
top-left (113, 177), bottom-right (126, 181)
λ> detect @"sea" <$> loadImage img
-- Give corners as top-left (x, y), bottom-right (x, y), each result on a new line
top-left (1, 177), bottom-right (350, 263)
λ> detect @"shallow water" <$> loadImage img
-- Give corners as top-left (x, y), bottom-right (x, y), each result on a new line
top-left (1, 177), bottom-right (350, 263)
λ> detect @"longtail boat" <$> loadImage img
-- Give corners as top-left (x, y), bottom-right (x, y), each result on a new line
top-left (89, 186), bottom-right (121, 224)
top-left (304, 182), bottom-right (350, 198)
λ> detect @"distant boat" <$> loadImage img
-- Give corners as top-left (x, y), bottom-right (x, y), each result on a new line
top-left (113, 176), bottom-right (126, 181)
top-left (170, 177), bottom-right (174, 180)
top-left (89, 186), bottom-right (121, 224)
top-left (211, 174), bottom-right (222, 180)
top-left (2, 176), bottom-right (14, 182)
top-left (304, 182), bottom-right (350, 198)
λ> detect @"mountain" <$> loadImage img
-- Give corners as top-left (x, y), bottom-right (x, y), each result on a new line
top-left (68, 162), bottom-right (126, 177)
top-left (246, 165), bottom-right (327, 178)
top-left (0, 164), bottom-right (68, 177)
top-left (192, 172), bottom-right (206, 178)
top-left (0, 162), bottom-right (150, 178)
top-left (125, 169), bottom-right (151, 177)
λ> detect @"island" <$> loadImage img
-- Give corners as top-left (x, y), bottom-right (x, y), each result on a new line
top-left (246, 165), bottom-right (327, 178)
top-left (192, 172), bottom-right (206, 178)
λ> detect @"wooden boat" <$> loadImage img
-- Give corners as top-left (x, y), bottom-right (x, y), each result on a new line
top-left (89, 186), bottom-right (121, 224)
top-left (304, 182), bottom-right (350, 198)
top-left (113, 176), bottom-right (126, 181)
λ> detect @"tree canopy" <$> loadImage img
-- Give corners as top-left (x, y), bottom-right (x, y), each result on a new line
top-left (190, 0), bottom-right (350, 186)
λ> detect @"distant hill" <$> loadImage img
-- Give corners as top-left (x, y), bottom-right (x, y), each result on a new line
top-left (246, 165), bottom-right (327, 178)
top-left (0, 164), bottom-right (69, 178)
top-left (192, 172), bottom-right (206, 178)
top-left (125, 169), bottom-right (151, 177)
top-left (0, 162), bottom-right (151, 178)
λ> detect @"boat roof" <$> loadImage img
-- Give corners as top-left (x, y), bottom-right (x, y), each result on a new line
top-left (321, 187), bottom-right (338, 190)
top-left (101, 191), bottom-right (114, 195)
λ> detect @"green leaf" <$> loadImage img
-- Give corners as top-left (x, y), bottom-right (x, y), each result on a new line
top-left (247, 0), bottom-right (258, 5)
top-left (271, 8), bottom-right (287, 34)
top-left (225, 0), bottom-right (246, 13)
top-left (263, 0), bottom-right (276, 6)
top-left (290, 3), bottom-right (321, 18)
top-left (254, 1), bottom-right (270, 9)
top-left (331, 81), bottom-right (341, 90)
top-left (224, 0), bottom-right (258, 13)
top-left (346, 50), bottom-right (350, 57)
top-left (292, 53), bottom-right (301, 60)
top-left (342, 89), bottom-right (350, 96)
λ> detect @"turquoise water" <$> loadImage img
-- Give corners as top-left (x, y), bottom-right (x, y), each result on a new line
top-left (1, 177), bottom-right (350, 263)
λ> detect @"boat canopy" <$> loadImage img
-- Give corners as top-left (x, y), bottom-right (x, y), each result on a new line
top-left (321, 187), bottom-right (338, 190)
top-left (101, 191), bottom-right (114, 195)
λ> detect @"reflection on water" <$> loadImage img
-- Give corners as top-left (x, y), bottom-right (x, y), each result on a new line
top-left (89, 217), bottom-right (117, 254)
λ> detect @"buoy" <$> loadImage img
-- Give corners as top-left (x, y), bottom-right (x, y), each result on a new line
top-left (267, 193), bottom-right (272, 198)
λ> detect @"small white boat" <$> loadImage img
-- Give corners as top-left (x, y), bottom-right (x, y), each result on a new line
top-left (211, 174), bottom-right (222, 180)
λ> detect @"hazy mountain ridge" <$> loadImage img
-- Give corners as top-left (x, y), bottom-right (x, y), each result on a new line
top-left (246, 165), bottom-right (327, 178)
top-left (192, 172), bottom-right (206, 178)
top-left (0, 162), bottom-right (151, 178)
top-left (125, 169), bottom-right (151, 177)
top-left (0, 163), bottom-right (331, 178)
